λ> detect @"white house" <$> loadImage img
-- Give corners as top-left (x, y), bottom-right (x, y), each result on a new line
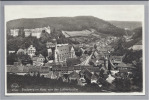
top-left (8, 50), bottom-right (15, 54)
top-left (27, 45), bottom-right (36, 58)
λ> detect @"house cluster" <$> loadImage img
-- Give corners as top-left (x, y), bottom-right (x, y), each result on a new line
top-left (9, 39), bottom-right (77, 66)
top-left (123, 35), bottom-right (133, 42)
top-left (7, 42), bottom-right (134, 87)
top-left (7, 59), bottom-right (113, 86)
top-left (95, 36), bottom-right (118, 49)
top-left (107, 55), bottom-right (134, 77)
top-left (7, 37), bottom-right (135, 87)
top-left (16, 45), bottom-right (36, 58)
top-left (10, 26), bottom-right (51, 38)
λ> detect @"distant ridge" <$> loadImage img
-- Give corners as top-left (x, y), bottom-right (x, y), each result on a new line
top-left (108, 21), bottom-right (142, 30)
top-left (7, 16), bottom-right (125, 36)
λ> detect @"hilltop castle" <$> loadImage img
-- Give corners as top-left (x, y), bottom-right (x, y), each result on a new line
top-left (10, 26), bottom-right (51, 38)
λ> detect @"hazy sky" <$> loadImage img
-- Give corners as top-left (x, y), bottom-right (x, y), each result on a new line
top-left (5, 5), bottom-right (144, 22)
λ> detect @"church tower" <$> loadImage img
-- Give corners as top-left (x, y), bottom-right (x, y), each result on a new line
top-left (70, 46), bottom-right (76, 58)
top-left (53, 39), bottom-right (59, 63)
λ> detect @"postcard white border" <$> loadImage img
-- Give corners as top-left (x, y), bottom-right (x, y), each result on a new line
top-left (4, 5), bottom-right (145, 96)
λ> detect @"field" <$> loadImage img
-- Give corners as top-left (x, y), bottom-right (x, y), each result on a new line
top-left (62, 30), bottom-right (92, 37)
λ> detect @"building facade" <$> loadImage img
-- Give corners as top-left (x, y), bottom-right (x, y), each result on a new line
top-left (10, 29), bottom-right (19, 37)
top-left (27, 45), bottom-right (36, 58)
top-left (55, 44), bottom-right (70, 62)
top-left (10, 26), bottom-right (51, 38)
top-left (46, 41), bottom-right (76, 63)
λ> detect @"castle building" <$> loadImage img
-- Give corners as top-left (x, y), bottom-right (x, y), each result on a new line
top-left (27, 45), bottom-right (36, 58)
top-left (10, 29), bottom-right (19, 37)
top-left (10, 26), bottom-right (51, 38)
top-left (24, 26), bottom-right (51, 38)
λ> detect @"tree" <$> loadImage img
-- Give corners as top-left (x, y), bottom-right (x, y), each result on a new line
top-left (113, 78), bottom-right (131, 92)
top-left (39, 48), bottom-right (48, 58)
top-left (132, 27), bottom-right (142, 39)
top-left (66, 58), bottom-right (81, 67)
top-left (75, 47), bottom-right (83, 57)
top-left (40, 30), bottom-right (51, 43)
top-left (17, 54), bottom-right (32, 65)
top-left (7, 37), bottom-right (24, 51)
top-left (43, 57), bottom-right (48, 63)
top-left (89, 60), bottom-right (95, 66)
top-left (94, 44), bottom-right (97, 49)
top-left (131, 60), bottom-right (143, 91)
top-left (37, 72), bottom-right (40, 78)
top-left (7, 53), bottom-right (18, 65)
top-left (18, 27), bottom-right (25, 38)
top-left (123, 50), bottom-right (142, 64)
top-left (7, 34), bottom-right (13, 40)
top-left (112, 38), bottom-right (127, 56)
top-left (99, 68), bottom-right (105, 78)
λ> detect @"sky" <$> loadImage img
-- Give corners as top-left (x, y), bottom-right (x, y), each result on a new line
top-left (5, 5), bottom-right (144, 22)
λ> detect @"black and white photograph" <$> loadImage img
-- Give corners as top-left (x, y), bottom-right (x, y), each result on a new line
top-left (5, 5), bottom-right (144, 95)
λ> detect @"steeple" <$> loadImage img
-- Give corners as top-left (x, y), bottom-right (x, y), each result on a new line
top-left (70, 46), bottom-right (76, 58)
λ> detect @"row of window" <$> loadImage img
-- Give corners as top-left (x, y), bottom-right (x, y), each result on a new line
top-left (59, 48), bottom-right (69, 52)
top-left (28, 50), bottom-right (36, 53)
top-left (58, 53), bottom-right (70, 61)
top-left (59, 53), bottom-right (69, 56)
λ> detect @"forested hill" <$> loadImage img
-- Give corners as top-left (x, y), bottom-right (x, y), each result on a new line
top-left (109, 21), bottom-right (142, 30)
top-left (7, 16), bottom-right (125, 36)
top-left (123, 27), bottom-right (142, 48)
